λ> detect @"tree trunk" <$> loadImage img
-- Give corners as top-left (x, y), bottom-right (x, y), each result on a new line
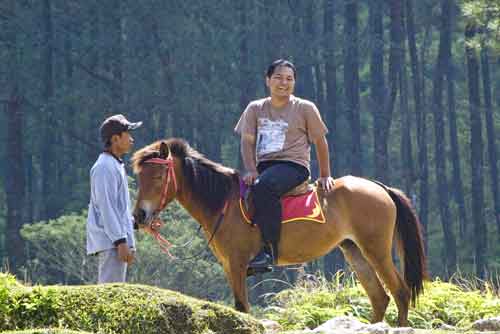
top-left (343, 0), bottom-right (361, 176)
top-left (323, 0), bottom-right (345, 279)
top-left (238, 0), bottom-right (255, 169)
top-left (418, 24), bottom-right (433, 252)
top-left (399, 4), bottom-right (414, 193)
top-left (41, 0), bottom-right (57, 220)
top-left (465, 22), bottom-right (487, 278)
top-left (151, 12), bottom-right (176, 139)
top-left (4, 0), bottom-right (26, 271)
top-left (446, 59), bottom-right (468, 239)
top-left (381, 0), bottom-right (403, 182)
top-left (406, 0), bottom-right (429, 250)
top-left (370, 0), bottom-right (387, 182)
top-left (480, 45), bottom-right (500, 242)
top-left (431, 0), bottom-right (457, 277)
top-left (111, 0), bottom-right (124, 109)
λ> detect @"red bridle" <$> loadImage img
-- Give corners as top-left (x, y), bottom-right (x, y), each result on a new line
top-left (144, 156), bottom-right (178, 215)
top-left (143, 156), bottom-right (178, 258)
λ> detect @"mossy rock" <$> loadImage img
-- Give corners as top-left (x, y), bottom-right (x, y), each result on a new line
top-left (0, 275), bottom-right (264, 334)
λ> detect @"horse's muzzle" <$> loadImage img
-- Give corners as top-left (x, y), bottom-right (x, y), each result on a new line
top-left (133, 208), bottom-right (146, 226)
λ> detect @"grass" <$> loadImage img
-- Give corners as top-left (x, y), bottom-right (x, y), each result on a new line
top-left (0, 330), bottom-right (94, 334)
top-left (263, 272), bottom-right (500, 331)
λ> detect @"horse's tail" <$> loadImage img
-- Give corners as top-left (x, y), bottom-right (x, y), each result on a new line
top-left (386, 187), bottom-right (427, 306)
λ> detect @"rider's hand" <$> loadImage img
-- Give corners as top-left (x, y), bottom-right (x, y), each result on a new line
top-left (117, 243), bottom-right (131, 263)
top-left (318, 176), bottom-right (335, 193)
top-left (243, 171), bottom-right (258, 185)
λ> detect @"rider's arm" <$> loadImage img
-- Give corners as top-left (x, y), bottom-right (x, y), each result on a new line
top-left (241, 134), bottom-right (257, 173)
top-left (314, 136), bottom-right (332, 178)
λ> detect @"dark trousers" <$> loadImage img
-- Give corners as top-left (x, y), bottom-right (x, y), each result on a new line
top-left (252, 160), bottom-right (309, 259)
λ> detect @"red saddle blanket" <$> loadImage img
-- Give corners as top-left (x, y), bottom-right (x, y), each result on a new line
top-left (239, 189), bottom-right (326, 225)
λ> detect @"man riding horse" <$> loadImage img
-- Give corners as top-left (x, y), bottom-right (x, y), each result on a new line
top-left (235, 59), bottom-right (335, 270)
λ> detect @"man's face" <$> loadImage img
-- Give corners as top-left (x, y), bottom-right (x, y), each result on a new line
top-left (266, 66), bottom-right (295, 98)
top-left (112, 131), bottom-right (134, 155)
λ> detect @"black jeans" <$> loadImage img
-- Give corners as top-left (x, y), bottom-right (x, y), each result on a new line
top-left (252, 160), bottom-right (310, 259)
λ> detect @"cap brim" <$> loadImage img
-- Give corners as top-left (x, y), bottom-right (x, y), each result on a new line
top-left (127, 121), bottom-right (143, 130)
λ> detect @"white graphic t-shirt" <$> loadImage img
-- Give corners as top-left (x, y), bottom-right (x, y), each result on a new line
top-left (256, 118), bottom-right (289, 156)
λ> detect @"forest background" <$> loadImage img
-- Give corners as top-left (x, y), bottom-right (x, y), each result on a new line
top-left (0, 0), bottom-right (498, 303)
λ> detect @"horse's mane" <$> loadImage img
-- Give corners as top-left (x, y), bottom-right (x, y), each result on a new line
top-left (132, 138), bottom-right (239, 215)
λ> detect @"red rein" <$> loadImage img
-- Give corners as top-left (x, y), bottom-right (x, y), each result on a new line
top-left (143, 156), bottom-right (177, 259)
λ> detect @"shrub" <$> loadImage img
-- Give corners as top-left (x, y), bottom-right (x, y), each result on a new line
top-left (0, 274), bottom-right (263, 334)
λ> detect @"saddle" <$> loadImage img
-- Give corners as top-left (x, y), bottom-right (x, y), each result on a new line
top-left (239, 179), bottom-right (325, 225)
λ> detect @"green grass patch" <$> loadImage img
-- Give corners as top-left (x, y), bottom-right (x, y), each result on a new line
top-left (264, 273), bottom-right (500, 331)
top-left (0, 330), bottom-right (93, 334)
top-left (0, 273), bottom-right (263, 334)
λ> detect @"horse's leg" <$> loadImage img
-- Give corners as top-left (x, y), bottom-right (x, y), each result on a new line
top-left (340, 240), bottom-right (389, 323)
top-left (362, 248), bottom-right (410, 327)
top-left (224, 261), bottom-right (250, 313)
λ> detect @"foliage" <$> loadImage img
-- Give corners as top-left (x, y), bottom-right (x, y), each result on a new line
top-left (0, 330), bottom-right (94, 334)
top-left (461, 0), bottom-right (500, 52)
top-left (20, 202), bottom-right (231, 302)
top-left (0, 273), bottom-right (264, 334)
top-left (264, 273), bottom-right (500, 331)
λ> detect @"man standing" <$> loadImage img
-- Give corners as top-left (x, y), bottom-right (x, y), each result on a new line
top-left (87, 114), bottom-right (143, 283)
top-left (235, 59), bottom-right (335, 270)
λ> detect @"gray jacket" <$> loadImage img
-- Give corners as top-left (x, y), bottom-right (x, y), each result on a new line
top-left (86, 152), bottom-right (136, 255)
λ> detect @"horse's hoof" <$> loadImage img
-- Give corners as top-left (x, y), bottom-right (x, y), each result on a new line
top-left (246, 266), bottom-right (273, 277)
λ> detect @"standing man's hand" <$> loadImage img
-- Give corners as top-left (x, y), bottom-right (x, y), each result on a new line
top-left (117, 243), bottom-right (131, 263)
top-left (243, 171), bottom-right (258, 185)
top-left (318, 176), bottom-right (335, 193)
top-left (127, 250), bottom-right (135, 266)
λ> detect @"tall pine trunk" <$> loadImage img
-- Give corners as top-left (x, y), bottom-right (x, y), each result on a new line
top-left (432, 0), bottom-right (457, 277)
top-left (446, 60), bottom-right (468, 239)
top-left (323, 0), bottom-right (345, 279)
top-left (382, 0), bottom-right (403, 183)
top-left (465, 22), bottom-right (487, 278)
top-left (399, 4), bottom-right (414, 193)
top-left (4, 0), bottom-right (26, 271)
top-left (343, 0), bottom-right (361, 175)
top-left (41, 0), bottom-right (56, 220)
top-left (406, 0), bottom-right (429, 250)
top-left (443, 0), bottom-right (467, 240)
top-left (480, 45), bottom-right (500, 242)
top-left (370, 0), bottom-right (387, 182)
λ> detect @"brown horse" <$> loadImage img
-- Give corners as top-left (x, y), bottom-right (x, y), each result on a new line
top-left (131, 138), bottom-right (427, 326)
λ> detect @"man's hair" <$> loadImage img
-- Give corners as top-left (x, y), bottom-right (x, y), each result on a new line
top-left (266, 59), bottom-right (297, 79)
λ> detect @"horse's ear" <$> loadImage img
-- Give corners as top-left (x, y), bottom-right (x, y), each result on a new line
top-left (159, 142), bottom-right (170, 159)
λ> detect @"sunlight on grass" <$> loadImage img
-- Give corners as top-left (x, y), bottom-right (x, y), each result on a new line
top-left (264, 272), bottom-right (500, 331)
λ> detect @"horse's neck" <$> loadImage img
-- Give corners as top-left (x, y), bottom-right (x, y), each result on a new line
top-left (176, 192), bottom-right (218, 233)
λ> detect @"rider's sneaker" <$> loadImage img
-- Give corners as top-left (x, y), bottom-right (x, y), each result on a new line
top-left (248, 248), bottom-right (274, 269)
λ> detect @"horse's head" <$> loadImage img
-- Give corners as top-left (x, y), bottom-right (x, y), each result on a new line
top-left (132, 141), bottom-right (178, 227)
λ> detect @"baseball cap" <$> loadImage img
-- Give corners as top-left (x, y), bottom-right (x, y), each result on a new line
top-left (100, 114), bottom-right (143, 144)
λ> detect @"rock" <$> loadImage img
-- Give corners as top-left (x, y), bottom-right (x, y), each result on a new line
top-left (390, 327), bottom-right (415, 334)
top-left (312, 316), bottom-right (365, 333)
top-left (261, 319), bottom-right (282, 333)
top-left (439, 324), bottom-right (457, 331)
top-left (472, 317), bottom-right (500, 331)
top-left (358, 322), bottom-right (391, 334)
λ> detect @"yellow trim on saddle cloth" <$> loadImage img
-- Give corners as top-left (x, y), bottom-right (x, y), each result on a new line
top-left (239, 190), bottom-right (326, 225)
